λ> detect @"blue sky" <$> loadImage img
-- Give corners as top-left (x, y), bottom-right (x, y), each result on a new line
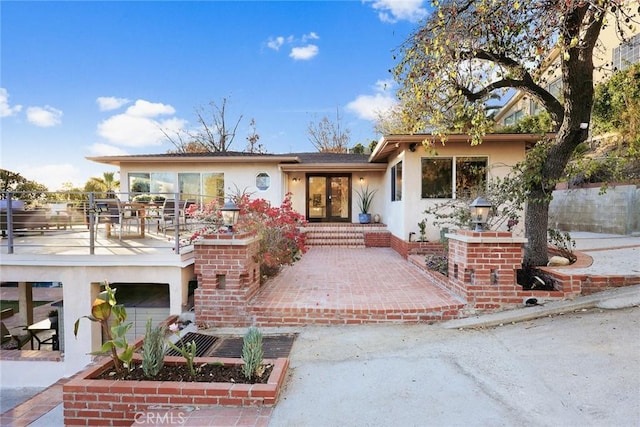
top-left (1, 0), bottom-right (431, 191)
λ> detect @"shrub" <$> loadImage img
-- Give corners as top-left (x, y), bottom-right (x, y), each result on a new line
top-left (425, 254), bottom-right (448, 276)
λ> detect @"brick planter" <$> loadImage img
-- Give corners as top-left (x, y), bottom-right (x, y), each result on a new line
top-left (63, 355), bottom-right (289, 426)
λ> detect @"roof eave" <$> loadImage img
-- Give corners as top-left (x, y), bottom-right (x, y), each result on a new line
top-left (86, 155), bottom-right (301, 167)
top-left (280, 163), bottom-right (387, 172)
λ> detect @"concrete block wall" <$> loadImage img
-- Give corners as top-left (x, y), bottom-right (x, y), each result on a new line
top-left (549, 184), bottom-right (639, 234)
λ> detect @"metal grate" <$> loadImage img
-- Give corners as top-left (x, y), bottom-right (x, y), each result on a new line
top-left (165, 332), bottom-right (218, 357)
top-left (210, 334), bottom-right (297, 358)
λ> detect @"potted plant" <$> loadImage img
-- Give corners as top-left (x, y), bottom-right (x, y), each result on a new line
top-left (355, 185), bottom-right (377, 224)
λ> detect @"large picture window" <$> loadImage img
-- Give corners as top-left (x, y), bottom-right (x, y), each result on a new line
top-left (391, 161), bottom-right (402, 201)
top-left (128, 172), bottom-right (223, 203)
top-left (421, 156), bottom-right (487, 199)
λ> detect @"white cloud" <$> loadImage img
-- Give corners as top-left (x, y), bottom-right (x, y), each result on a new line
top-left (96, 99), bottom-right (185, 148)
top-left (0, 88), bottom-right (23, 117)
top-left (97, 96), bottom-right (130, 111)
top-left (126, 99), bottom-right (176, 117)
top-left (267, 33), bottom-right (320, 60)
top-left (290, 44), bottom-right (319, 61)
top-left (26, 105), bottom-right (63, 127)
top-left (365, 0), bottom-right (429, 23)
top-left (267, 36), bottom-right (285, 51)
top-left (346, 79), bottom-right (398, 121)
top-left (302, 32), bottom-right (319, 42)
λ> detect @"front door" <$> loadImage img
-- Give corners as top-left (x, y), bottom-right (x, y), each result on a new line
top-left (307, 175), bottom-right (351, 222)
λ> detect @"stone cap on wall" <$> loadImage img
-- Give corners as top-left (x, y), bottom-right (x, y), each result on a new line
top-left (446, 230), bottom-right (528, 244)
top-left (193, 232), bottom-right (260, 246)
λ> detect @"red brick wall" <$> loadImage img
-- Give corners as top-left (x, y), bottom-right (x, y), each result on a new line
top-left (448, 231), bottom-right (533, 311)
top-left (63, 356), bottom-right (289, 425)
top-left (390, 234), bottom-right (445, 259)
top-left (193, 233), bottom-right (261, 327)
top-left (364, 231), bottom-right (391, 247)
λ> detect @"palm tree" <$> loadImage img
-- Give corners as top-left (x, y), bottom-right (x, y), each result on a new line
top-left (84, 172), bottom-right (119, 198)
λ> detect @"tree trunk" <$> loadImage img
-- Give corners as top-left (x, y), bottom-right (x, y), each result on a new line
top-left (522, 4), bottom-right (605, 266)
top-left (524, 193), bottom-right (551, 266)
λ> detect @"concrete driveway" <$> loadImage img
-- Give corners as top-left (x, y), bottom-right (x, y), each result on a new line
top-left (271, 306), bottom-right (640, 427)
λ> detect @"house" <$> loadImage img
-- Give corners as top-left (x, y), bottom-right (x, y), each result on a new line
top-left (89, 133), bottom-right (544, 242)
top-left (0, 132), bottom-right (541, 387)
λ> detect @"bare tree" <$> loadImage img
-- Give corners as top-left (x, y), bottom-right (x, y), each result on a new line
top-left (245, 118), bottom-right (266, 154)
top-left (307, 108), bottom-right (351, 153)
top-left (164, 98), bottom-right (243, 153)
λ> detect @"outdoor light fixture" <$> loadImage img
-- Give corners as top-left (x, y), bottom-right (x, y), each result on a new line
top-left (359, 177), bottom-right (365, 183)
top-left (292, 177), bottom-right (299, 183)
top-left (469, 196), bottom-right (492, 232)
top-left (220, 199), bottom-right (240, 232)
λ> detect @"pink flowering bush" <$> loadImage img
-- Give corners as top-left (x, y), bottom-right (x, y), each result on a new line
top-left (186, 193), bottom-right (307, 278)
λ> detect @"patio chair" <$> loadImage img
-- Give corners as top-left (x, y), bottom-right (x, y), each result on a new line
top-left (115, 199), bottom-right (142, 239)
top-left (1, 321), bottom-right (30, 350)
top-left (158, 199), bottom-right (186, 235)
top-left (93, 198), bottom-right (120, 238)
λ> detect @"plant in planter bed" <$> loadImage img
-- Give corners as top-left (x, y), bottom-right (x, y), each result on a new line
top-left (65, 281), bottom-right (289, 425)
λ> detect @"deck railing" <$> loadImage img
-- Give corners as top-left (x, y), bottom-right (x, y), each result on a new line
top-left (0, 191), bottom-right (205, 255)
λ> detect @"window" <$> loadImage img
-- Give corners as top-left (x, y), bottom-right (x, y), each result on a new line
top-left (256, 172), bottom-right (270, 191)
top-left (179, 173), bottom-right (200, 200)
top-left (128, 172), bottom-right (223, 203)
top-left (421, 158), bottom-right (452, 198)
top-left (503, 109), bottom-right (524, 126)
top-left (127, 173), bottom-right (175, 197)
top-left (613, 34), bottom-right (640, 71)
top-left (421, 156), bottom-right (487, 199)
top-left (391, 161), bottom-right (402, 201)
top-left (547, 78), bottom-right (563, 99)
top-left (203, 173), bottom-right (225, 203)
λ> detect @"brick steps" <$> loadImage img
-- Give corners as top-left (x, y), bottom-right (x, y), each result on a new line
top-left (303, 224), bottom-right (386, 247)
top-left (248, 304), bottom-right (464, 326)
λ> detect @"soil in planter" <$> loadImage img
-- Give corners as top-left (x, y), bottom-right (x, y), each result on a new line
top-left (517, 264), bottom-right (557, 291)
top-left (95, 362), bottom-right (273, 384)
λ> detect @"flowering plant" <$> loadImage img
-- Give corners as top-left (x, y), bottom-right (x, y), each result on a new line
top-left (186, 192), bottom-right (307, 278)
top-left (166, 323), bottom-right (197, 378)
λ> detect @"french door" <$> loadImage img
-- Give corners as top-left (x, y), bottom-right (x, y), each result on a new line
top-left (306, 175), bottom-right (351, 222)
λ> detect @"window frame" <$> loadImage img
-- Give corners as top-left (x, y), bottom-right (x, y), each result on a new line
top-left (391, 161), bottom-right (403, 202)
top-left (420, 156), bottom-right (488, 200)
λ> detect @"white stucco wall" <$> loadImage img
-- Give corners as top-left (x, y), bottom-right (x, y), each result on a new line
top-left (0, 259), bottom-right (193, 387)
top-left (384, 140), bottom-right (526, 242)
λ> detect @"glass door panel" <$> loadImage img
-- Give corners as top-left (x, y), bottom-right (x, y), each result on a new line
top-left (308, 176), bottom-right (326, 220)
top-left (329, 177), bottom-right (349, 220)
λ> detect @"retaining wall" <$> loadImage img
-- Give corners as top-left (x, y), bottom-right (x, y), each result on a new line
top-left (549, 184), bottom-right (639, 234)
